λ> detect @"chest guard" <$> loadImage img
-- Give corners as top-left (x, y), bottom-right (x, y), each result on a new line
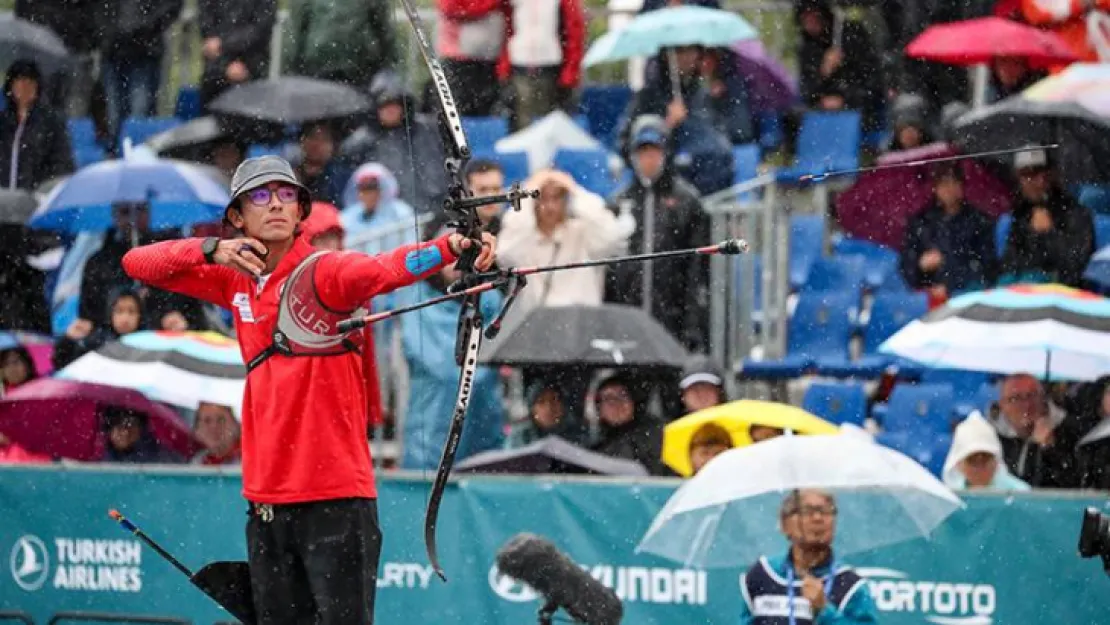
top-left (246, 251), bottom-right (368, 373)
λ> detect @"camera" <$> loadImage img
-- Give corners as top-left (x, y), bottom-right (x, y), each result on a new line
top-left (1078, 508), bottom-right (1110, 574)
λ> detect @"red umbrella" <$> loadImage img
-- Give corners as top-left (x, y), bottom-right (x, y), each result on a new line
top-left (835, 143), bottom-right (1013, 249)
top-left (0, 379), bottom-right (200, 461)
top-left (906, 17), bottom-right (1080, 68)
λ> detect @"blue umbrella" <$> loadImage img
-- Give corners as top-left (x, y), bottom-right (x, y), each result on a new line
top-left (583, 6), bottom-right (758, 67)
top-left (28, 156), bottom-right (230, 233)
top-left (1084, 245), bottom-right (1110, 292)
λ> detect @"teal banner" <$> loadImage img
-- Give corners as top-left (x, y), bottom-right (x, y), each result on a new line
top-left (1, 465), bottom-right (1108, 625)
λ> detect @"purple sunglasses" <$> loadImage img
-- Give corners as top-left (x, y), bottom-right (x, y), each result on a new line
top-left (243, 185), bottom-right (300, 206)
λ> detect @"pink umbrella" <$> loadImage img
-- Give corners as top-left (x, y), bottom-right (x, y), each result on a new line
top-left (835, 142), bottom-right (1013, 249)
top-left (0, 379), bottom-right (200, 461)
top-left (0, 331), bottom-right (54, 376)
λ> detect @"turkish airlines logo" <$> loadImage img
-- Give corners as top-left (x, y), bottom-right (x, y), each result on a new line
top-left (10, 535), bottom-right (49, 591)
top-left (488, 565), bottom-right (538, 603)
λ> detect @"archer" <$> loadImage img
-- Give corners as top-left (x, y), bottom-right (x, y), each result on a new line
top-left (121, 155), bottom-right (496, 624)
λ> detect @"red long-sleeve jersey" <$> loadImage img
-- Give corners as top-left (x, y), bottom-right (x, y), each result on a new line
top-left (122, 234), bottom-right (457, 504)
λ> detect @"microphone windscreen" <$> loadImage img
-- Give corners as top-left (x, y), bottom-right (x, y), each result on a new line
top-left (495, 533), bottom-right (623, 625)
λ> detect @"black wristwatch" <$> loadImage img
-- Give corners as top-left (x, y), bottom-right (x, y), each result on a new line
top-left (201, 237), bottom-right (220, 264)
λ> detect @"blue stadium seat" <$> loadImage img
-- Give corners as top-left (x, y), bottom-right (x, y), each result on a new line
top-left (74, 145), bottom-right (106, 167)
top-left (67, 117), bottom-right (97, 150)
top-left (832, 238), bottom-right (901, 290)
top-left (995, 214), bottom-right (1011, 258)
top-left (954, 382), bottom-right (1000, 420)
top-left (802, 256), bottom-right (868, 302)
top-left (803, 381), bottom-right (868, 426)
top-left (789, 214), bottom-right (824, 289)
top-left (472, 149), bottom-right (528, 186)
top-left (553, 148), bottom-right (617, 198)
top-left (876, 430), bottom-right (952, 477)
top-left (998, 212), bottom-right (1110, 258)
top-left (741, 291), bottom-right (857, 379)
top-left (461, 117), bottom-right (509, 152)
top-left (175, 86), bottom-right (202, 121)
top-left (920, 368), bottom-right (994, 404)
top-left (732, 143), bottom-right (761, 202)
top-left (863, 292), bottom-right (929, 355)
top-left (874, 383), bottom-right (956, 434)
top-left (777, 111), bottom-right (861, 184)
top-left (579, 85), bottom-right (632, 147)
top-left (1075, 184), bottom-right (1110, 214)
top-left (120, 117), bottom-right (182, 152)
top-left (757, 111), bottom-right (784, 150)
top-left (1096, 215), bottom-right (1110, 249)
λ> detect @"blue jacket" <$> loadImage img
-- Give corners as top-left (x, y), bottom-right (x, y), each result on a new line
top-left (400, 281), bottom-right (505, 470)
top-left (738, 552), bottom-right (878, 625)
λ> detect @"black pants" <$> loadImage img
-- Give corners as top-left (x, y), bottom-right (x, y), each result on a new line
top-left (247, 498), bottom-right (382, 625)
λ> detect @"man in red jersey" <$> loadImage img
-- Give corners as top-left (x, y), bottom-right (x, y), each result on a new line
top-left (122, 156), bottom-right (495, 624)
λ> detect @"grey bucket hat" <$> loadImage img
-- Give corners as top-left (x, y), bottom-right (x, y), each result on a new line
top-left (225, 155), bottom-right (312, 223)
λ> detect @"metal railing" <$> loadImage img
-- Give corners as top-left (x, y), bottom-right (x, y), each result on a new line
top-left (48, 613), bottom-right (190, 625)
top-left (0, 611), bottom-right (34, 625)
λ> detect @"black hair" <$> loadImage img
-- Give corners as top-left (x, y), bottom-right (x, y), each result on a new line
top-left (933, 162), bottom-right (966, 184)
top-left (0, 346), bottom-right (38, 384)
top-left (464, 158), bottom-right (502, 181)
top-left (3, 59), bottom-right (41, 101)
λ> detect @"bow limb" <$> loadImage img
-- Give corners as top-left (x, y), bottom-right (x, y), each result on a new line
top-left (424, 295), bottom-right (484, 582)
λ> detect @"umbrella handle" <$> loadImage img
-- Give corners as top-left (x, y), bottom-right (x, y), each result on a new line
top-left (666, 48), bottom-right (685, 108)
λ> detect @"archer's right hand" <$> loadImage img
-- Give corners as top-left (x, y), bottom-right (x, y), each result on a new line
top-left (211, 238), bottom-right (268, 278)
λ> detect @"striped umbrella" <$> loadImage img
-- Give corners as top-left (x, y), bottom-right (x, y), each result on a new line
top-left (879, 284), bottom-right (1110, 381)
top-left (57, 331), bottom-right (244, 416)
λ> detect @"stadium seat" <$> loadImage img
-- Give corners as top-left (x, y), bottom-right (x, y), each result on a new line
top-left (175, 86), bottom-right (203, 121)
top-left (461, 117), bottom-right (509, 152)
top-left (876, 430), bottom-right (952, 477)
top-left (802, 381), bottom-right (868, 426)
top-left (579, 84), bottom-right (632, 147)
top-left (119, 117), bottom-right (182, 151)
top-left (732, 143), bottom-right (761, 202)
top-left (919, 368), bottom-right (994, 404)
top-left (995, 214), bottom-right (1011, 258)
top-left (832, 238), bottom-right (902, 291)
top-left (473, 149), bottom-right (528, 186)
top-left (553, 148), bottom-right (617, 198)
top-left (1096, 215), bottom-right (1110, 249)
top-left (74, 145), bottom-right (106, 167)
top-left (67, 117), bottom-right (97, 149)
top-left (874, 383), bottom-right (956, 434)
top-left (789, 214), bottom-right (824, 289)
top-left (741, 291), bottom-right (857, 379)
top-left (757, 111), bottom-right (784, 150)
top-left (776, 111), bottom-right (861, 184)
top-left (802, 256), bottom-right (868, 303)
top-left (862, 292), bottom-right (929, 356)
top-left (954, 382), bottom-right (1000, 420)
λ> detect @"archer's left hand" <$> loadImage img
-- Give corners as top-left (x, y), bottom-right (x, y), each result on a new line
top-left (448, 232), bottom-right (497, 271)
top-left (801, 574), bottom-right (827, 613)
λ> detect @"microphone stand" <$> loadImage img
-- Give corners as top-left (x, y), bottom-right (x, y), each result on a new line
top-left (537, 599), bottom-right (559, 625)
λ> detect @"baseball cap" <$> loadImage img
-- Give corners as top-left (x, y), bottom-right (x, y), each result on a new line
top-left (1014, 147), bottom-right (1048, 171)
top-left (225, 156), bottom-right (311, 222)
top-left (679, 355), bottom-right (725, 390)
top-left (632, 126), bottom-right (666, 150)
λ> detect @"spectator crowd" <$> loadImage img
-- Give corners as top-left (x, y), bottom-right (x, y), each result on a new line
top-left (1, 0), bottom-right (1110, 496)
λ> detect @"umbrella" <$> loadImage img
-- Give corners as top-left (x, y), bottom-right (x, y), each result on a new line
top-left (952, 63), bottom-right (1110, 185)
top-left (1083, 245), bottom-right (1110, 292)
top-left (0, 13), bottom-right (70, 77)
top-left (905, 16), bottom-right (1079, 68)
top-left (0, 331), bottom-right (54, 377)
top-left (57, 331), bottom-right (245, 416)
top-left (0, 378), bottom-right (200, 461)
top-left (455, 436), bottom-right (649, 477)
top-left (834, 142), bottom-right (1013, 249)
top-left (0, 189), bottom-right (36, 225)
top-left (583, 6), bottom-right (758, 67)
top-left (28, 156), bottom-right (231, 233)
top-left (478, 304), bottom-right (688, 369)
top-left (144, 116), bottom-right (231, 161)
top-left (636, 429), bottom-right (964, 568)
top-left (730, 40), bottom-right (798, 114)
top-left (662, 400), bottom-right (840, 477)
top-left (208, 76), bottom-right (372, 126)
top-left (494, 110), bottom-right (608, 172)
top-left (880, 283), bottom-right (1110, 381)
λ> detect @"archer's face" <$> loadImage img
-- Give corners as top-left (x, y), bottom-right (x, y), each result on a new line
top-left (229, 182), bottom-right (303, 243)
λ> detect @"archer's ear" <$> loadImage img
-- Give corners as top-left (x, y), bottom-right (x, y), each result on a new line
top-left (227, 206), bottom-right (245, 230)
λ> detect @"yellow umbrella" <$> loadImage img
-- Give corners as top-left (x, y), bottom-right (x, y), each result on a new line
top-left (662, 400), bottom-right (840, 477)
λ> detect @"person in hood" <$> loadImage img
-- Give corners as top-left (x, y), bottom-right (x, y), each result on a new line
top-left (900, 164), bottom-right (997, 303)
top-left (989, 373), bottom-right (1082, 488)
top-left (678, 354), bottom-right (727, 415)
top-left (1, 346), bottom-right (38, 394)
top-left (886, 93), bottom-right (932, 153)
top-left (738, 489), bottom-right (878, 625)
top-left (53, 287), bottom-right (145, 370)
top-left (340, 71), bottom-right (448, 216)
top-left (506, 380), bottom-right (589, 448)
top-left (589, 373), bottom-right (670, 476)
top-left (340, 162), bottom-right (418, 246)
top-left (301, 201), bottom-right (346, 252)
top-left (121, 154), bottom-right (495, 624)
top-left (101, 406), bottom-right (182, 464)
top-left (0, 59), bottom-right (74, 190)
top-left (1000, 148), bottom-right (1095, 287)
top-left (943, 411), bottom-right (1031, 491)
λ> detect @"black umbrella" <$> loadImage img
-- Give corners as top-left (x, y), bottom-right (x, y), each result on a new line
top-left (952, 96), bottom-right (1110, 186)
top-left (208, 76), bottom-right (372, 126)
top-left (0, 14), bottom-right (70, 77)
top-left (0, 188), bottom-right (36, 225)
top-left (455, 436), bottom-right (650, 476)
top-left (479, 304), bottom-right (688, 369)
top-left (144, 116), bottom-right (231, 161)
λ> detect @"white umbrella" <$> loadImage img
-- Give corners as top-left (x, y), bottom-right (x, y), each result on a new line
top-left (636, 429), bottom-right (963, 568)
top-left (494, 110), bottom-right (608, 173)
